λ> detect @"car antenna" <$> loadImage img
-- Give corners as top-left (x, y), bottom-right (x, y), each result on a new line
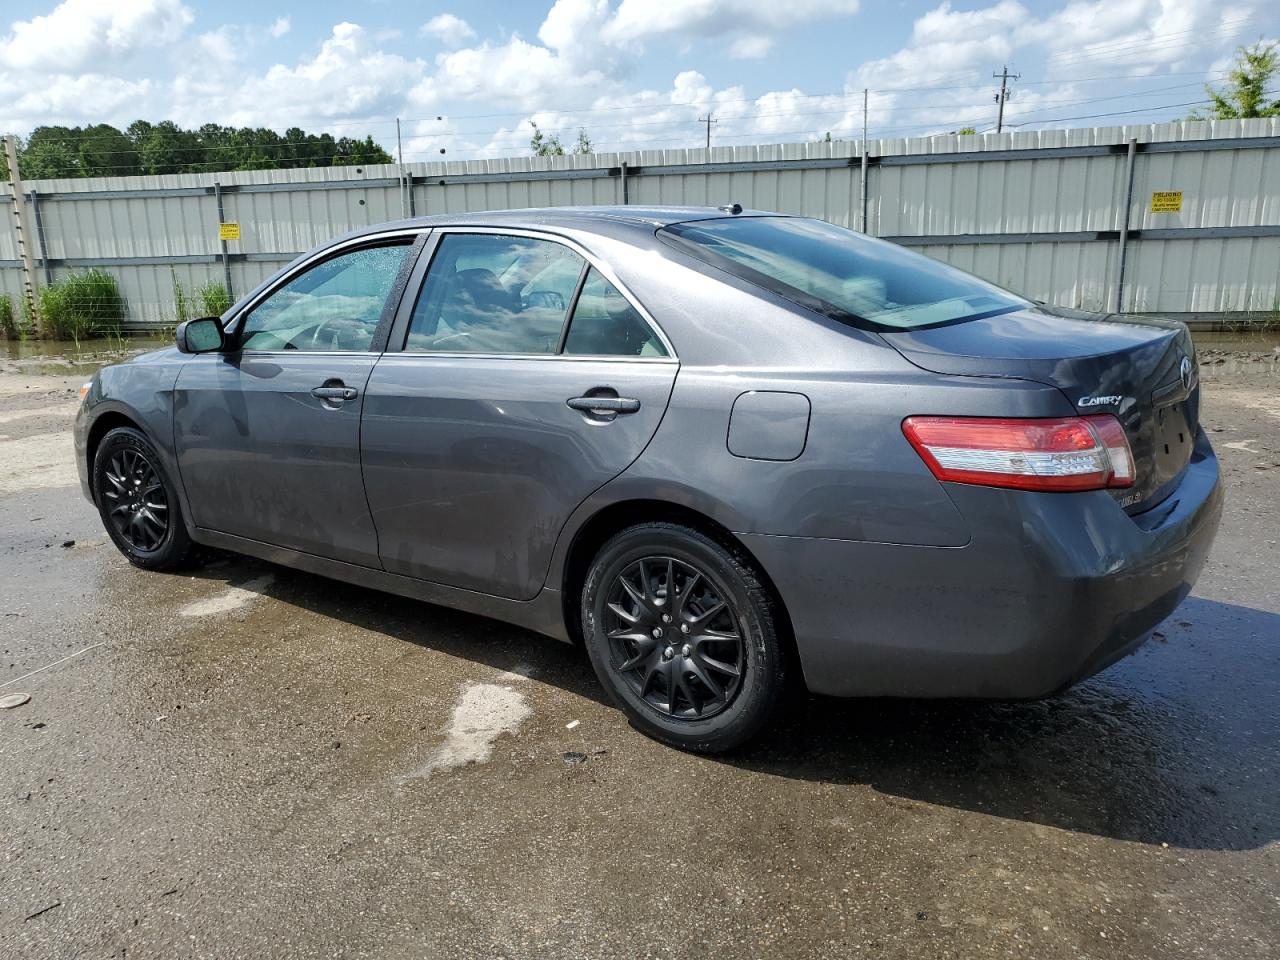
top-left (718, 202), bottom-right (743, 214)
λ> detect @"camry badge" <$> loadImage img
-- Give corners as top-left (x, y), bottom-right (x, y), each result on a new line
top-left (1078, 395), bottom-right (1124, 407)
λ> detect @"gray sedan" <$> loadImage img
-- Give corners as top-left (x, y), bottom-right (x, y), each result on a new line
top-left (74, 207), bottom-right (1223, 752)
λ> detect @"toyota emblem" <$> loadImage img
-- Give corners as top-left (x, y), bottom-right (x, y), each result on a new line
top-left (1179, 355), bottom-right (1194, 391)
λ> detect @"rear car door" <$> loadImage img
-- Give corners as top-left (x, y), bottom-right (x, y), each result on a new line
top-left (173, 233), bottom-right (420, 567)
top-left (361, 229), bottom-right (678, 600)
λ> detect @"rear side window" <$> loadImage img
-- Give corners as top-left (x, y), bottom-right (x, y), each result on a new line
top-left (405, 233), bottom-right (584, 354)
top-left (659, 216), bottom-right (1026, 331)
top-left (563, 267), bottom-right (669, 358)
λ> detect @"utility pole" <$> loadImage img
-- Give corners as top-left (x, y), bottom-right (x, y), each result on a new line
top-left (395, 117), bottom-right (407, 218)
top-left (860, 88), bottom-right (869, 234)
top-left (993, 65), bottom-right (1020, 133)
top-left (699, 114), bottom-right (717, 149)
top-left (2, 135), bottom-right (39, 330)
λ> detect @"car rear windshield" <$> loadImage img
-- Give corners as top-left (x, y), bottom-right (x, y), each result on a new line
top-left (658, 216), bottom-right (1026, 331)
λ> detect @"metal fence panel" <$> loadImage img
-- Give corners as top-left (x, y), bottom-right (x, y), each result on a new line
top-left (2, 118), bottom-right (1278, 329)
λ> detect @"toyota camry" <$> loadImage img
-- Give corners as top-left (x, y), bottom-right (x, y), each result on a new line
top-left (75, 206), bottom-right (1223, 752)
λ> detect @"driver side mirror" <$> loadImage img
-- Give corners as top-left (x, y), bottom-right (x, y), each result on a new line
top-left (176, 317), bottom-right (225, 354)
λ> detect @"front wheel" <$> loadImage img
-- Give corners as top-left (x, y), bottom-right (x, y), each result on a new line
top-left (93, 426), bottom-right (194, 571)
top-left (580, 522), bottom-right (788, 753)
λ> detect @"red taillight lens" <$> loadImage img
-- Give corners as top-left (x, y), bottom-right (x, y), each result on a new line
top-left (902, 415), bottom-right (1135, 492)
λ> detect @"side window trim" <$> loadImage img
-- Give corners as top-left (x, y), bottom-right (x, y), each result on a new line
top-left (383, 226), bottom-right (677, 360)
top-left (554, 261), bottom-right (592, 355)
top-left (226, 229), bottom-right (427, 354)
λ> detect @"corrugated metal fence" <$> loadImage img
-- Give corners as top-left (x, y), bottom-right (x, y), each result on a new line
top-left (3, 118), bottom-right (1278, 328)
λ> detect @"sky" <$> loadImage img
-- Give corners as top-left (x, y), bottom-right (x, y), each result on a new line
top-left (0, 0), bottom-right (1276, 167)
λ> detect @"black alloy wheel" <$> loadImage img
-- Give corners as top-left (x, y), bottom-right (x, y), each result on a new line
top-left (603, 555), bottom-right (745, 719)
top-left (581, 522), bottom-right (788, 753)
top-left (93, 426), bottom-right (194, 571)
top-left (102, 447), bottom-right (170, 552)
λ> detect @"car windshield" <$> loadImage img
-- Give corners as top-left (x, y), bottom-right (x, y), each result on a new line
top-left (659, 216), bottom-right (1027, 331)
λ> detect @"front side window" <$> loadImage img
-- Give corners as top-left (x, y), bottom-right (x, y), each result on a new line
top-left (405, 233), bottom-right (585, 354)
top-left (563, 267), bottom-right (669, 357)
top-left (239, 242), bottom-right (412, 352)
top-left (659, 216), bottom-right (1026, 331)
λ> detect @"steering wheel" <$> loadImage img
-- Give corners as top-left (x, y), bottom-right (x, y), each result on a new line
top-left (305, 317), bottom-right (369, 351)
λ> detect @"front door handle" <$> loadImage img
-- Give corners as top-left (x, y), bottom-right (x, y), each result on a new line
top-left (566, 395), bottom-right (640, 415)
top-left (311, 383), bottom-right (358, 402)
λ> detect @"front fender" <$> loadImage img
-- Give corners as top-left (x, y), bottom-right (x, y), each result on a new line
top-left (76, 354), bottom-right (188, 526)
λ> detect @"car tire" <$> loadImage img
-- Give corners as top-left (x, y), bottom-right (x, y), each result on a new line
top-left (580, 522), bottom-right (788, 753)
top-left (93, 426), bottom-right (194, 571)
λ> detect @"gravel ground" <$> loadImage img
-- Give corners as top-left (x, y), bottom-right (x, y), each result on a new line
top-left (1, 344), bottom-right (1277, 960)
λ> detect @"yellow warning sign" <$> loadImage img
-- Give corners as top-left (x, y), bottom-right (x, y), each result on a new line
top-left (218, 222), bottom-right (241, 241)
top-left (1150, 191), bottom-right (1182, 214)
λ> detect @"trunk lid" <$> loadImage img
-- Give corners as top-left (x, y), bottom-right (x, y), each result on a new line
top-left (881, 305), bottom-right (1199, 514)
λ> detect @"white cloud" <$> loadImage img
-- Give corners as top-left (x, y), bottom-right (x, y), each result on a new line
top-left (601, 0), bottom-right (860, 43)
top-left (421, 13), bottom-right (477, 47)
top-left (1015, 0), bottom-right (1253, 78)
top-left (0, 0), bottom-right (193, 73)
top-left (269, 16), bottom-right (291, 39)
top-left (729, 35), bottom-right (774, 59)
top-left (171, 22), bottom-right (426, 129)
top-left (0, 72), bottom-right (152, 123)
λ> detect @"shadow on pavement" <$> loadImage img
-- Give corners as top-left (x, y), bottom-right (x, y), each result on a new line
top-left (731, 596), bottom-right (1280, 851)
top-left (173, 558), bottom-right (1278, 851)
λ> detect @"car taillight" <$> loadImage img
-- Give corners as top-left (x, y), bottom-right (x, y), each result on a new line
top-left (901, 415), bottom-right (1135, 492)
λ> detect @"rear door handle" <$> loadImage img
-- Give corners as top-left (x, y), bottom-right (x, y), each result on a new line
top-left (566, 396), bottom-right (640, 415)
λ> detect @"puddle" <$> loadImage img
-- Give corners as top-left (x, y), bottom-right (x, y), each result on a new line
top-left (0, 337), bottom-right (168, 377)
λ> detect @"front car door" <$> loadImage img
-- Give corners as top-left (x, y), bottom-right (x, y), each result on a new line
top-left (173, 232), bottom-right (421, 567)
top-left (361, 229), bottom-right (679, 600)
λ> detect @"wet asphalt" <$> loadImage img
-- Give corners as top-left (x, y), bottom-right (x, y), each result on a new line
top-left (1, 355), bottom-right (1277, 959)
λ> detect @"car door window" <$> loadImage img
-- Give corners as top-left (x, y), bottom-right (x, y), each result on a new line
top-left (562, 267), bottom-right (669, 358)
top-left (405, 233), bottom-right (584, 354)
top-left (239, 242), bottom-right (412, 352)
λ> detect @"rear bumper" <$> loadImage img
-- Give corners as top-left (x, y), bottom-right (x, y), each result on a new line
top-left (742, 429), bottom-right (1223, 698)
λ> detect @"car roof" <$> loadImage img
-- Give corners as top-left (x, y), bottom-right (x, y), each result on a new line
top-left (342, 205), bottom-right (783, 243)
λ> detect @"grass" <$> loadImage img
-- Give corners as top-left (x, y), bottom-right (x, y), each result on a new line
top-left (0, 294), bottom-right (16, 340)
top-left (173, 270), bottom-right (191, 326)
top-left (172, 274), bottom-right (230, 327)
top-left (37, 270), bottom-right (126, 341)
top-left (196, 280), bottom-right (232, 317)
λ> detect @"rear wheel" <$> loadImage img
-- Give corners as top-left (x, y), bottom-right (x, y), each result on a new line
top-left (580, 522), bottom-right (787, 752)
top-left (93, 427), bottom-right (194, 571)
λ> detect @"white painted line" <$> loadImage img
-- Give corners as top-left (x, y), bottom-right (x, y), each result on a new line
top-left (0, 642), bottom-right (106, 689)
top-left (565, 720), bottom-right (580, 730)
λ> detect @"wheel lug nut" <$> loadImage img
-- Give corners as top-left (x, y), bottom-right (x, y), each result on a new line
top-left (651, 628), bottom-right (664, 639)
top-left (680, 623), bottom-right (690, 634)
top-left (661, 613), bottom-right (671, 623)
top-left (681, 644), bottom-right (692, 658)
top-left (662, 646), bottom-right (674, 661)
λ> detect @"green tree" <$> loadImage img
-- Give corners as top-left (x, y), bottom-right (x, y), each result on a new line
top-left (954, 126), bottom-right (978, 135)
top-left (1193, 42), bottom-right (1280, 119)
top-left (334, 135), bottom-right (393, 166)
top-left (11, 120), bottom-right (392, 179)
top-left (574, 128), bottom-right (593, 154)
top-left (530, 121), bottom-right (565, 156)
top-left (19, 126), bottom-right (83, 178)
